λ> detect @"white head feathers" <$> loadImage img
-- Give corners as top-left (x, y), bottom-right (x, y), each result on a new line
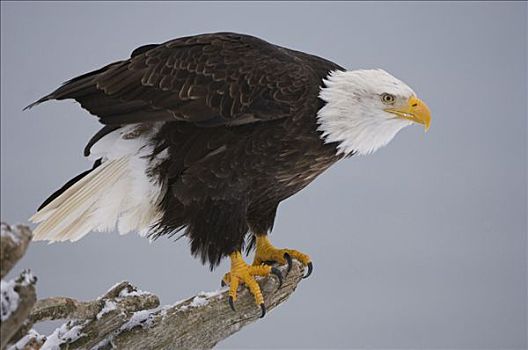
top-left (317, 69), bottom-right (416, 156)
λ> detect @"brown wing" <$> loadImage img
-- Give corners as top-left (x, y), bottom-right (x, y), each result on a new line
top-left (26, 32), bottom-right (323, 126)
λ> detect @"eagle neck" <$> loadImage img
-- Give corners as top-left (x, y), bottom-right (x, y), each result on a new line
top-left (315, 70), bottom-right (410, 157)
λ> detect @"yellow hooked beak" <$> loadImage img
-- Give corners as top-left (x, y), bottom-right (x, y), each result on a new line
top-left (385, 96), bottom-right (431, 131)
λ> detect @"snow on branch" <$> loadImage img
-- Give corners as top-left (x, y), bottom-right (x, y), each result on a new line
top-left (1, 223), bottom-right (32, 280)
top-left (1, 223), bottom-right (37, 350)
top-left (0, 222), bottom-right (305, 349)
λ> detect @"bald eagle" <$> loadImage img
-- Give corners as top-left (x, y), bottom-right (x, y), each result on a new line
top-left (27, 32), bottom-right (431, 317)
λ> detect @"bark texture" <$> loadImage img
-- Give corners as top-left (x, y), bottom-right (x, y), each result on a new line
top-left (1, 223), bottom-right (37, 349)
top-left (1, 223), bottom-right (32, 279)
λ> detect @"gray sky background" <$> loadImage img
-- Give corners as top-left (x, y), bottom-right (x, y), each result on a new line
top-left (1, 2), bottom-right (526, 349)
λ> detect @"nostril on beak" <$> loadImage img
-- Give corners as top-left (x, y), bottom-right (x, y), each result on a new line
top-left (411, 103), bottom-right (418, 107)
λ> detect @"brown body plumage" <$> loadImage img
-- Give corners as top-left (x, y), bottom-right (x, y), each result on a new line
top-left (29, 32), bottom-right (345, 267)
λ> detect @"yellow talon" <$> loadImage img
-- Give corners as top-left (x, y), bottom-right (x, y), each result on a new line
top-left (222, 251), bottom-right (282, 317)
top-left (253, 235), bottom-right (313, 277)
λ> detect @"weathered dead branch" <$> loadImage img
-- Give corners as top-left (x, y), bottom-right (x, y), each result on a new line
top-left (1, 224), bottom-right (37, 349)
top-left (1, 223), bottom-right (32, 280)
top-left (1, 222), bottom-right (305, 349)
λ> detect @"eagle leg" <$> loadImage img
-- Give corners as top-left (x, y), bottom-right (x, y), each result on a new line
top-left (222, 251), bottom-right (282, 318)
top-left (252, 235), bottom-right (313, 278)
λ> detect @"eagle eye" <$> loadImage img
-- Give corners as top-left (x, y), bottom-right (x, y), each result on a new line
top-left (380, 93), bottom-right (395, 104)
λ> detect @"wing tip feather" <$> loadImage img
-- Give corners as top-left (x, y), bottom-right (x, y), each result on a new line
top-left (23, 95), bottom-right (53, 111)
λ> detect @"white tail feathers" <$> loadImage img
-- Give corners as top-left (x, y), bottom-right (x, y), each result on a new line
top-left (30, 124), bottom-right (166, 242)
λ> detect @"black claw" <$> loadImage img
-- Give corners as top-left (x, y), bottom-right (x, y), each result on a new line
top-left (228, 296), bottom-right (236, 311)
top-left (283, 253), bottom-right (293, 275)
top-left (259, 303), bottom-right (266, 318)
top-left (271, 267), bottom-right (283, 289)
top-left (221, 280), bottom-right (226, 287)
top-left (303, 262), bottom-right (313, 279)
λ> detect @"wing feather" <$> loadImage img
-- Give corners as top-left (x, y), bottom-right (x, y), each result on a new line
top-left (25, 32), bottom-right (332, 126)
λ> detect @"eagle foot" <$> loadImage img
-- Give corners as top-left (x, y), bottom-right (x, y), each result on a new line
top-left (222, 251), bottom-right (282, 318)
top-left (253, 235), bottom-right (313, 278)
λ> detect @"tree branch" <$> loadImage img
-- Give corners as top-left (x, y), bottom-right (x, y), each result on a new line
top-left (0, 222), bottom-right (306, 349)
top-left (30, 282), bottom-right (160, 323)
top-left (1, 223), bottom-right (32, 280)
top-left (111, 261), bottom-right (303, 349)
top-left (1, 223), bottom-right (37, 350)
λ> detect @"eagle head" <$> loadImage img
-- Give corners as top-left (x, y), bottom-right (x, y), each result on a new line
top-left (317, 69), bottom-right (431, 156)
